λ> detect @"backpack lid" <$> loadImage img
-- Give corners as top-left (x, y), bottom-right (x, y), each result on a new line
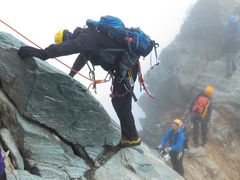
top-left (98, 15), bottom-right (125, 28)
top-left (86, 15), bottom-right (125, 31)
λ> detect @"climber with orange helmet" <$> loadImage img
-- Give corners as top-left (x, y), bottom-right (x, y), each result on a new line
top-left (189, 86), bottom-right (215, 147)
top-left (158, 119), bottom-right (185, 176)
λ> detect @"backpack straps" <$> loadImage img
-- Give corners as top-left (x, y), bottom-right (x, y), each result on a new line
top-left (168, 129), bottom-right (177, 146)
top-left (201, 99), bottom-right (210, 118)
top-left (126, 29), bottom-right (133, 53)
top-left (123, 73), bottom-right (138, 102)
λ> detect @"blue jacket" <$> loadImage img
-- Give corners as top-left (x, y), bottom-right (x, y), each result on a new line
top-left (160, 127), bottom-right (185, 152)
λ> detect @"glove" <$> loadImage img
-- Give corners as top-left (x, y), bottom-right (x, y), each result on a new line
top-left (18, 46), bottom-right (48, 60)
top-left (164, 147), bottom-right (171, 153)
top-left (18, 46), bottom-right (35, 59)
top-left (157, 145), bottom-right (164, 151)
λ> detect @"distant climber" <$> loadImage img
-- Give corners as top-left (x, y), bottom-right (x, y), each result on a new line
top-left (222, 13), bottom-right (240, 79)
top-left (158, 119), bottom-right (185, 176)
top-left (189, 86), bottom-right (215, 147)
top-left (17, 16), bottom-right (157, 148)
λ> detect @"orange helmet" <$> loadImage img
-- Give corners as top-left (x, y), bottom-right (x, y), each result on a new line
top-left (173, 119), bottom-right (183, 126)
top-left (204, 86), bottom-right (215, 96)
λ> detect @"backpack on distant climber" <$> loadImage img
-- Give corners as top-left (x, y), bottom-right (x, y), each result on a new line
top-left (192, 96), bottom-right (210, 118)
top-left (86, 15), bottom-right (156, 57)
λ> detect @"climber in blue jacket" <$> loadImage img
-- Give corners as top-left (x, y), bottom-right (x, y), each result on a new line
top-left (158, 119), bottom-right (185, 176)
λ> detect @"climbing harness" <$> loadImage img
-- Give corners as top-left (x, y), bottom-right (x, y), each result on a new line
top-left (86, 62), bottom-right (111, 92)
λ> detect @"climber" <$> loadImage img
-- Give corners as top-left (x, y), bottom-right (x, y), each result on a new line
top-left (222, 13), bottom-right (240, 79)
top-left (17, 17), bottom-right (142, 148)
top-left (189, 86), bottom-right (214, 147)
top-left (0, 149), bottom-right (6, 180)
top-left (158, 119), bottom-right (185, 176)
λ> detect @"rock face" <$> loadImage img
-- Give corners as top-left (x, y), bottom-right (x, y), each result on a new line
top-left (139, 0), bottom-right (240, 179)
top-left (0, 32), bottom-right (183, 179)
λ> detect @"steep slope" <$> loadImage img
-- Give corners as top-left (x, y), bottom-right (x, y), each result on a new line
top-left (139, 0), bottom-right (240, 179)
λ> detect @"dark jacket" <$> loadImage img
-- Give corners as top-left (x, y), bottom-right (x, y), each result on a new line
top-left (55, 27), bottom-right (140, 76)
top-left (189, 92), bottom-right (213, 121)
top-left (19, 27), bottom-right (139, 74)
top-left (45, 28), bottom-right (125, 61)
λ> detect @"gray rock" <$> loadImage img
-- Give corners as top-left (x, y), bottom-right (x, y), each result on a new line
top-left (6, 169), bottom-right (44, 180)
top-left (93, 144), bottom-right (184, 180)
top-left (0, 128), bottom-right (24, 170)
top-left (0, 90), bottom-right (89, 179)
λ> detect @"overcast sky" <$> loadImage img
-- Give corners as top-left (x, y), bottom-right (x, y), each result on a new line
top-left (0, 0), bottom-right (197, 129)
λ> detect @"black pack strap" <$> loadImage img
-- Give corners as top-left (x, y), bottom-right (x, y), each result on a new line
top-left (125, 29), bottom-right (133, 53)
top-left (123, 76), bottom-right (137, 102)
top-left (168, 129), bottom-right (179, 146)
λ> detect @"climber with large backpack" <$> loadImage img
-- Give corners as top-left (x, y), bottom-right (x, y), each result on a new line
top-left (189, 86), bottom-right (215, 147)
top-left (157, 119), bottom-right (186, 177)
top-left (17, 15), bottom-right (157, 148)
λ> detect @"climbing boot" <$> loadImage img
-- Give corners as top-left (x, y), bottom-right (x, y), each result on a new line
top-left (118, 136), bottom-right (141, 148)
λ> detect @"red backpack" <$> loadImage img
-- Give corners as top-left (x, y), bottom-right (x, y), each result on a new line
top-left (192, 96), bottom-right (210, 118)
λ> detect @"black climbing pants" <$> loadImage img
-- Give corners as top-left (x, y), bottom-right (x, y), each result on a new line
top-left (169, 151), bottom-right (184, 176)
top-left (111, 65), bottom-right (138, 140)
top-left (192, 117), bottom-right (208, 145)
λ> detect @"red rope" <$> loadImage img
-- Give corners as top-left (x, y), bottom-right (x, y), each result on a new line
top-left (137, 62), bottom-right (155, 99)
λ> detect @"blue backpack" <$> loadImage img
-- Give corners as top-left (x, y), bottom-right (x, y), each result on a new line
top-left (86, 15), bottom-right (155, 57)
